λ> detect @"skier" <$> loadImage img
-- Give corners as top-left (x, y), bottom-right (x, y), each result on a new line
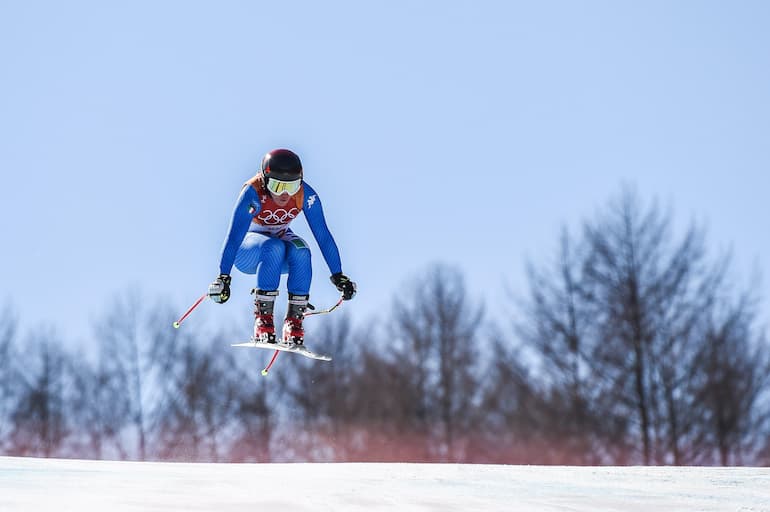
top-left (207, 148), bottom-right (356, 346)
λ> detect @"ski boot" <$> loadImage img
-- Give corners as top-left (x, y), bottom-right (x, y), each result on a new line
top-left (252, 289), bottom-right (278, 344)
top-left (282, 293), bottom-right (309, 346)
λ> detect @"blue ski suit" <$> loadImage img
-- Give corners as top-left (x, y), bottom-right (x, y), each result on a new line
top-left (217, 173), bottom-right (342, 295)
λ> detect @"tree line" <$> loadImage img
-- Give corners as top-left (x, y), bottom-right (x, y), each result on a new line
top-left (1, 189), bottom-right (768, 464)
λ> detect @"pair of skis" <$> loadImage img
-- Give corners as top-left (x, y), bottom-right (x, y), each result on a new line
top-left (174, 293), bottom-right (343, 376)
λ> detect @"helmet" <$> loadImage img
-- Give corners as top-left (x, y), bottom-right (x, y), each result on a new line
top-left (261, 149), bottom-right (303, 183)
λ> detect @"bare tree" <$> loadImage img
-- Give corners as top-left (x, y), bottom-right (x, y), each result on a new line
top-left (133, 299), bottom-right (274, 462)
top-left (280, 313), bottom-right (359, 461)
top-left (516, 230), bottom-right (616, 463)
top-left (280, 265), bottom-right (484, 463)
top-left (7, 332), bottom-right (73, 457)
top-left (93, 290), bottom-right (175, 460)
top-left (86, 293), bottom-right (276, 462)
top-left (221, 337), bottom-right (274, 462)
top-left (517, 187), bottom-right (770, 465)
top-left (154, 340), bottom-right (238, 461)
top-left (226, 368), bottom-right (273, 463)
top-left (472, 331), bottom-right (558, 464)
top-left (69, 359), bottom-right (132, 460)
top-left (386, 264), bottom-right (483, 461)
top-left (697, 295), bottom-right (770, 465)
top-left (0, 304), bottom-right (19, 454)
top-left (581, 190), bottom-right (734, 464)
top-left (0, 307), bottom-right (129, 460)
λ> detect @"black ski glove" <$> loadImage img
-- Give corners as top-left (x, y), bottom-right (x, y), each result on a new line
top-left (208, 274), bottom-right (232, 304)
top-left (330, 272), bottom-right (356, 300)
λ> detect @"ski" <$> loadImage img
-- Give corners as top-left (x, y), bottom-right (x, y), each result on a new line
top-left (232, 340), bottom-right (332, 362)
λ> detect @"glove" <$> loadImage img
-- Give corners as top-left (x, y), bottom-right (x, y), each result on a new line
top-left (330, 272), bottom-right (356, 300)
top-left (208, 274), bottom-right (232, 304)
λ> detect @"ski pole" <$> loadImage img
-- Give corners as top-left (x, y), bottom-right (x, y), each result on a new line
top-left (304, 296), bottom-right (344, 318)
top-left (261, 350), bottom-right (281, 376)
top-left (173, 293), bottom-right (208, 329)
top-left (261, 295), bottom-right (345, 376)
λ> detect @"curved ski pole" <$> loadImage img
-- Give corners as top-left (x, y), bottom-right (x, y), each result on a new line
top-left (173, 293), bottom-right (208, 329)
top-left (261, 295), bottom-right (345, 376)
top-left (304, 296), bottom-right (344, 318)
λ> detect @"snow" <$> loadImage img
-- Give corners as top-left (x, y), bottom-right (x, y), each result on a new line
top-left (1, 457), bottom-right (769, 511)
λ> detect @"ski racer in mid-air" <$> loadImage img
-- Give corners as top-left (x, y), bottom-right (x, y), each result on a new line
top-left (207, 148), bottom-right (356, 346)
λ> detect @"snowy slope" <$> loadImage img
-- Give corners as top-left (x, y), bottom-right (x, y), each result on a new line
top-left (1, 456), bottom-right (769, 511)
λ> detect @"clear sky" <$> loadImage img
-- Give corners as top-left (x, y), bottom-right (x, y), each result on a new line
top-left (1, 1), bottom-right (769, 343)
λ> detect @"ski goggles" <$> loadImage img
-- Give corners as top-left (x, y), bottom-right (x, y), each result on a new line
top-left (266, 178), bottom-right (302, 196)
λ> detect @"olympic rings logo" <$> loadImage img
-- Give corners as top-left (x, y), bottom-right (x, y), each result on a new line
top-left (257, 207), bottom-right (299, 225)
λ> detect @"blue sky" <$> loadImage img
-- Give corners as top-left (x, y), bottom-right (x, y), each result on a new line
top-left (1, 1), bottom-right (769, 343)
